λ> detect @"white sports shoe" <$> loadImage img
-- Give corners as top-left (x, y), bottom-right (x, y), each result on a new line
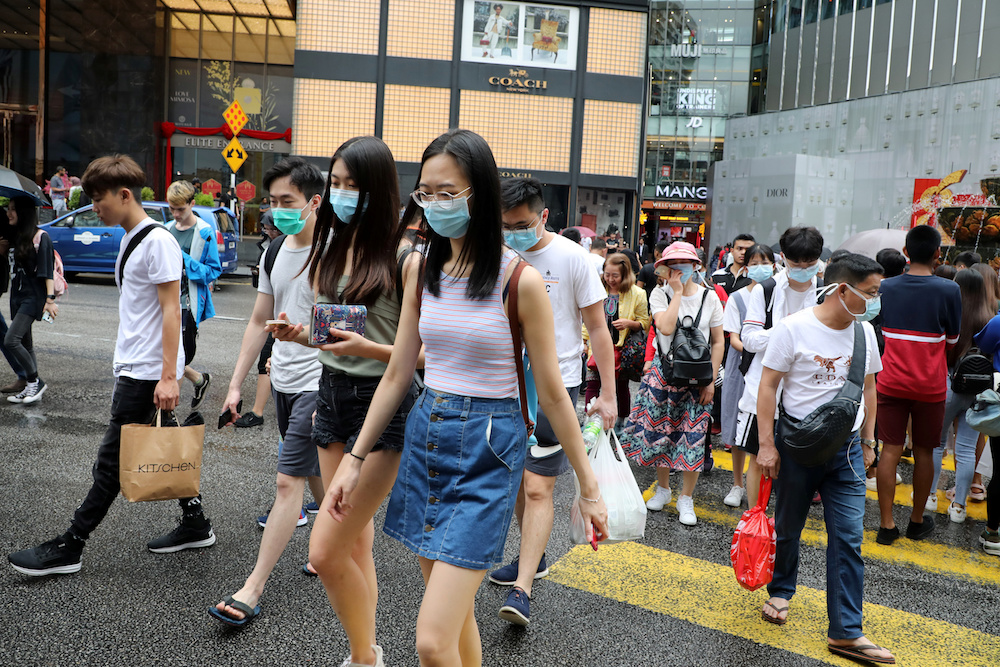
top-left (645, 485), bottom-right (672, 511)
top-left (342, 645), bottom-right (384, 667)
top-left (723, 485), bottom-right (745, 507)
top-left (948, 503), bottom-right (967, 523)
top-left (913, 491), bottom-right (939, 512)
top-left (677, 495), bottom-right (697, 526)
top-left (865, 473), bottom-right (903, 492)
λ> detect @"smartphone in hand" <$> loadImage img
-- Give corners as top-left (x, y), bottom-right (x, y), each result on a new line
top-left (218, 400), bottom-right (244, 429)
top-left (265, 319), bottom-right (290, 327)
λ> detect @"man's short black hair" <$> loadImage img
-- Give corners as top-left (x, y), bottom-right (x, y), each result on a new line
top-left (561, 227), bottom-right (581, 244)
top-left (501, 177), bottom-right (545, 213)
top-left (904, 225), bottom-right (941, 265)
top-left (654, 240), bottom-right (669, 254)
top-left (592, 238), bottom-right (606, 251)
top-left (825, 253), bottom-right (884, 285)
top-left (875, 248), bottom-right (907, 278)
top-left (954, 250), bottom-right (982, 268)
top-left (733, 233), bottom-right (755, 245)
top-left (829, 248), bottom-right (852, 264)
top-left (779, 226), bottom-right (824, 262)
top-left (263, 156), bottom-right (325, 201)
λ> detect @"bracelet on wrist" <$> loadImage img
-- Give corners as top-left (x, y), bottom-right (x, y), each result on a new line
top-left (860, 438), bottom-right (877, 448)
top-left (348, 450), bottom-right (366, 462)
top-left (579, 492), bottom-right (602, 503)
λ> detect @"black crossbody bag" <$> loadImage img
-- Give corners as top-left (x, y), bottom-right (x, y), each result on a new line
top-left (778, 322), bottom-right (865, 467)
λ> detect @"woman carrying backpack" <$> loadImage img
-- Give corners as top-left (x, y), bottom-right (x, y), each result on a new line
top-left (931, 268), bottom-right (994, 523)
top-left (4, 196), bottom-right (57, 404)
top-left (621, 241), bottom-right (724, 526)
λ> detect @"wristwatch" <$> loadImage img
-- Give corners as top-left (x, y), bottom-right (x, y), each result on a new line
top-left (860, 438), bottom-right (877, 447)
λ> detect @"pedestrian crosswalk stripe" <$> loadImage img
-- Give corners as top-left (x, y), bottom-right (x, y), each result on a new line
top-left (641, 482), bottom-right (1000, 588)
top-left (710, 450), bottom-right (987, 521)
top-left (548, 541), bottom-right (1000, 667)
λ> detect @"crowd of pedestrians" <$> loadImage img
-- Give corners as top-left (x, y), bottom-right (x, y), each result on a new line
top-left (5, 130), bottom-right (1000, 667)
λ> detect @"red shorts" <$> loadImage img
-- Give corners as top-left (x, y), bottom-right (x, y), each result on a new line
top-left (876, 393), bottom-right (946, 450)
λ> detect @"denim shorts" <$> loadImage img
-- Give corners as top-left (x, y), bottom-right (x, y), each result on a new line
top-left (383, 387), bottom-right (527, 570)
top-left (312, 368), bottom-right (418, 454)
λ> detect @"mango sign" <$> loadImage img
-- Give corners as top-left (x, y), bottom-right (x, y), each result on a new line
top-left (235, 181), bottom-right (256, 202)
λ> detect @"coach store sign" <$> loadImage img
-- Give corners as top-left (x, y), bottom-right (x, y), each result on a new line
top-left (489, 68), bottom-right (548, 94)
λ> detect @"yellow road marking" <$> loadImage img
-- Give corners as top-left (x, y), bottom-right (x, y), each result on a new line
top-left (549, 542), bottom-right (1000, 667)
top-left (641, 481), bottom-right (1000, 587)
top-left (710, 450), bottom-right (987, 521)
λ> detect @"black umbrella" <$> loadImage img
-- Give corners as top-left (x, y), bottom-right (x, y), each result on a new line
top-left (0, 165), bottom-right (49, 205)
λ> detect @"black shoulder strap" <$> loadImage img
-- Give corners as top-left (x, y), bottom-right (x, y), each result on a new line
top-left (262, 234), bottom-right (287, 279)
top-left (761, 277), bottom-right (777, 329)
top-left (692, 288), bottom-right (709, 327)
top-left (118, 224), bottom-right (162, 290)
top-left (847, 322), bottom-right (866, 387)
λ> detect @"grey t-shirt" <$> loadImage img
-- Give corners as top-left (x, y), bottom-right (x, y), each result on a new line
top-left (258, 242), bottom-right (321, 393)
top-left (168, 224), bottom-right (196, 311)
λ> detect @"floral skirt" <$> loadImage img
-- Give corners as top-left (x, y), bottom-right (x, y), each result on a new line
top-left (620, 355), bottom-right (711, 471)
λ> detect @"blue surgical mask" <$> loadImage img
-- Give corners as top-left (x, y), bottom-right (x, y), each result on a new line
top-left (671, 263), bottom-right (695, 284)
top-left (423, 196), bottom-right (472, 239)
top-left (271, 202), bottom-right (310, 235)
top-left (329, 188), bottom-right (365, 223)
top-left (841, 284), bottom-right (881, 322)
top-left (786, 261), bottom-right (820, 284)
top-left (504, 227), bottom-right (540, 252)
top-left (747, 264), bottom-right (774, 283)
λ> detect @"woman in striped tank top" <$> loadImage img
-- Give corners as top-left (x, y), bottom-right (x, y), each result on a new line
top-left (324, 130), bottom-right (608, 667)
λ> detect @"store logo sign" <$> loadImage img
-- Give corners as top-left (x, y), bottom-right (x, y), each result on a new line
top-left (73, 231), bottom-right (101, 246)
top-left (677, 88), bottom-right (717, 112)
top-left (670, 44), bottom-right (728, 57)
top-left (655, 184), bottom-right (707, 200)
top-left (489, 69), bottom-right (548, 94)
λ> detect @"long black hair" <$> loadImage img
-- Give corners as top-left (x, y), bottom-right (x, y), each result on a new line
top-left (401, 129), bottom-right (503, 300)
top-left (306, 136), bottom-right (404, 307)
top-left (10, 197), bottom-right (39, 268)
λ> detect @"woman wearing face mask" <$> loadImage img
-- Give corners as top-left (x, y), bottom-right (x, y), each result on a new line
top-left (582, 252), bottom-right (649, 426)
top-left (267, 137), bottom-right (420, 667)
top-left (320, 129), bottom-right (608, 666)
top-left (622, 241), bottom-right (725, 526)
top-left (929, 269), bottom-right (993, 524)
top-left (721, 244), bottom-right (775, 509)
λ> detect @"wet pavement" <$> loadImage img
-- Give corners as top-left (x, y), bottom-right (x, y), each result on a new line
top-left (2, 276), bottom-right (999, 666)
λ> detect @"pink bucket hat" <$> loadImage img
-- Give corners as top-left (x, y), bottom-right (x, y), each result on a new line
top-left (654, 241), bottom-right (701, 268)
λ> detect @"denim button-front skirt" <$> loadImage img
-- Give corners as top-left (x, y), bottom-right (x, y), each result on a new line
top-left (383, 387), bottom-right (527, 570)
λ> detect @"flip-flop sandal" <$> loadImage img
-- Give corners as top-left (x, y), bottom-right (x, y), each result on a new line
top-left (302, 562), bottom-right (318, 577)
top-left (970, 484), bottom-right (987, 502)
top-left (761, 600), bottom-right (789, 625)
top-left (828, 643), bottom-right (896, 664)
top-left (207, 596), bottom-right (261, 627)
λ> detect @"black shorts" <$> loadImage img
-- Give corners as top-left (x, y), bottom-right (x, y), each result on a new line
top-left (312, 368), bottom-right (418, 454)
top-left (181, 310), bottom-right (198, 366)
top-left (257, 333), bottom-right (274, 375)
top-left (734, 410), bottom-right (760, 455)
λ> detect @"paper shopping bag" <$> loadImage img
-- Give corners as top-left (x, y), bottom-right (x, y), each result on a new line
top-left (119, 411), bottom-right (203, 502)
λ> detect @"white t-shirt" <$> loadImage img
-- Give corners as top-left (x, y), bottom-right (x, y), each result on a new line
top-left (762, 308), bottom-right (882, 432)
top-left (723, 285), bottom-right (752, 334)
top-left (649, 284), bottom-right (724, 354)
top-left (588, 252), bottom-right (605, 275)
top-left (518, 234), bottom-right (607, 387)
top-left (258, 242), bottom-right (322, 393)
top-left (113, 219), bottom-right (185, 381)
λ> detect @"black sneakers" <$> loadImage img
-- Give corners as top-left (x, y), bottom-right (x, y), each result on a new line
top-left (906, 514), bottom-right (935, 540)
top-left (148, 514), bottom-right (217, 553)
top-left (8, 535), bottom-right (83, 576)
top-left (191, 372), bottom-right (211, 409)
top-left (233, 411), bottom-right (264, 428)
top-left (875, 526), bottom-right (900, 545)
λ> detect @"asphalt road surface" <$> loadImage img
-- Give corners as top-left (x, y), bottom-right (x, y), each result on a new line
top-left (2, 276), bottom-right (999, 666)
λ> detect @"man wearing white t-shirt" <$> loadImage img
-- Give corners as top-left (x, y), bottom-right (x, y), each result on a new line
top-left (490, 178), bottom-right (617, 627)
top-left (8, 155), bottom-right (216, 577)
top-left (755, 254), bottom-right (894, 665)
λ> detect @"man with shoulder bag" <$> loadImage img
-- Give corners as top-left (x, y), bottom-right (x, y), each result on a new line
top-left (755, 254), bottom-right (895, 665)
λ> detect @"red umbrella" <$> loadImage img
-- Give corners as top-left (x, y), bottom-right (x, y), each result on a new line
top-left (564, 225), bottom-right (597, 238)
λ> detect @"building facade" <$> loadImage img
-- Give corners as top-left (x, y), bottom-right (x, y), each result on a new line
top-left (711, 0), bottom-right (1000, 254)
top-left (292, 0), bottom-right (648, 235)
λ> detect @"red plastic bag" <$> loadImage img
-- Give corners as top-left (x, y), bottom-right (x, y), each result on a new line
top-left (730, 477), bottom-right (776, 591)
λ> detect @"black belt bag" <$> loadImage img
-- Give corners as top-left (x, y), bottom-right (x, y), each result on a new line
top-left (778, 322), bottom-right (865, 467)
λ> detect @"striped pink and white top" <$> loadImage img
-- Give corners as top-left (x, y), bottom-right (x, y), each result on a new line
top-left (420, 251), bottom-right (520, 399)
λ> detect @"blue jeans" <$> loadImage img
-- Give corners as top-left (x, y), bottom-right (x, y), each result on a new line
top-left (0, 312), bottom-right (27, 380)
top-left (768, 432), bottom-right (867, 640)
top-left (932, 384), bottom-right (977, 505)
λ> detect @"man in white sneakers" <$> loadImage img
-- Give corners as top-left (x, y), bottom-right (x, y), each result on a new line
top-left (489, 177), bottom-right (617, 626)
top-left (8, 155), bottom-right (216, 577)
top-left (209, 157), bottom-right (326, 626)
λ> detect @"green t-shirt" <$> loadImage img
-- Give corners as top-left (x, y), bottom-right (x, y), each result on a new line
top-left (169, 224), bottom-right (196, 311)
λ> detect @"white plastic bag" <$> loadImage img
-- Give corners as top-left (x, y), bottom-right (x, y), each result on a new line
top-left (570, 429), bottom-right (647, 544)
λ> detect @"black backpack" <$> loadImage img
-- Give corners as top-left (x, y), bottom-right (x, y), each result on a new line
top-left (666, 290), bottom-right (713, 386)
top-left (952, 346), bottom-right (994, 394)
